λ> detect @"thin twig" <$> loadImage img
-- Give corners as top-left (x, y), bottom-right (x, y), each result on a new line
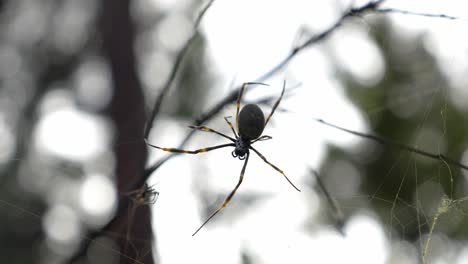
top-left (144, 0), bottom-right (216, 139)
top-left (310, 168), bottom-right (345, 234)
top-left (375, 8), bottom-right (460, 20)
top-left (314, 118), bottom-right (468, 171)
top-left (143, 0), bottom-right (389, 181)
top-left (67, 1), bottom-right (465, 262)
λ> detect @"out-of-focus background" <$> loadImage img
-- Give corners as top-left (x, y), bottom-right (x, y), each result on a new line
top-left (1, 0), bottom-right (468, 263)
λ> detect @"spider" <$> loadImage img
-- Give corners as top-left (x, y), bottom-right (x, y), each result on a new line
top-left (146, 81), bottom-right (301, 236)
top-left (123, 183), bottom-right (159, 206)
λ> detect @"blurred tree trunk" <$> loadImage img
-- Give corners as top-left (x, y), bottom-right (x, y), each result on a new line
top-left (100, 0), bottom-right (155, 263)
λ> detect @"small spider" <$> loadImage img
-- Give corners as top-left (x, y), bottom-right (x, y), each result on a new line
top-left (146, 81), bottom-right (300, 236)
top-left (123, 183), bottom-right (159, 206)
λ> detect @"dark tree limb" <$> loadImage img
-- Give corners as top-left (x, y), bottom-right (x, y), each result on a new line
top-left (67, 0), bottom-right (153, 263)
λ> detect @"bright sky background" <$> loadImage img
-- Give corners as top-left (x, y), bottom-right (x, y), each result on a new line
top-left (147, 1), bottom-right (383, 263)
top-left (31, 0), bottom-right (468, 263)
top-left (146, 1), bottom-right (468, 264)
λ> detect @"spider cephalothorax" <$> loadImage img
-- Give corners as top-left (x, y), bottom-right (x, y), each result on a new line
top-left (232, 138), bottom-right (250, 159)
top-left (146, 81), bottom-right (300, 236)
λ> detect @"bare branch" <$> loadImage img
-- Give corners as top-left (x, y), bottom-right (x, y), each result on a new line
top-left (314, 118), bottom-right (468, 171)
top-left (67, 1), bottom-right (466, 262)
top-left (375, 8), bottom-right (461, 20)
top-left (144, 0), bottom-right (216, 138)
top-left (143, 1), bottom-right (390, 180)
top-left (142, 0), bottom-right (467, 193)
top-left (310, 169), bottom-right (345, 234)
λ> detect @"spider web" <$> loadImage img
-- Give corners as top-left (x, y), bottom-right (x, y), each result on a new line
top-left (313, 17), bottom-right (468, 264)
top-left (0, 167), bottom-right (158, 264)
top-left (1, 1), bottom-right (468, 264)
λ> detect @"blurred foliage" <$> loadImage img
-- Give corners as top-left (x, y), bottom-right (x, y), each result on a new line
top-left (320, 18), bottom-right (468, 242)
top-left (173, 34), bottom-right (212, 118)
top-left (0, 0), bottom-right (94, 263)
top-left (0, 0), bottom-right (212, 263)
top-left (1, 0), bottom-right (467, 263)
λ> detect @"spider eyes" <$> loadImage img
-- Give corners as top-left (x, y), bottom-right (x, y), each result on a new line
top-left (238, 104), bottom-right (265, 140)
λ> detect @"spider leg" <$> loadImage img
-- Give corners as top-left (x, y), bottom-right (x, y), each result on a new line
top-left (264, 80), bottom-right (286, 127)
top-left (188, 125), bottom-right (236, 142)
top-left (249, 146), bottom-right (300, 192)
top-left (145, 140), bottom-right (235, 154)
top-left (142, 185), bottom-right (159, 205)
top-left (251, 135), bottom-right (272, 144)
top-left (122, 183), bottom-right (159, 205)
top-left (235, 82), bottom-right (269, 131)
top-left (192, 153), bottom-right (250, 236)
top-left (223, 116), bottom-right (238, 138)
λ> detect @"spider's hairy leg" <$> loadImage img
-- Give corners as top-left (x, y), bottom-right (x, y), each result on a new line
top-left (251, 135), bottom-right (272, 144)
top-left (188, 125), bottom-right (236, 142)
top-left (122, 183), bottom-right (159, 205)
top-left (264, 80), bottom-right (286, 127)
top-left (145, 139), bottom-right (235, 154)
top-left (192, 153), bottom-right (250, 236)
top-left (249, 146), bottom-right (300, 192)
top-left (236, 82), bottom-right (269, 131)
top-left (223, 116), bottom-right (238, 138)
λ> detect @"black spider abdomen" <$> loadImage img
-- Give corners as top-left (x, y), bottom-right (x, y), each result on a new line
top-left (238, 104), bottom-right (265, 140)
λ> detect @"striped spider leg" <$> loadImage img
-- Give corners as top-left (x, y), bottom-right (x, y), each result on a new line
top-left (146, 81), bottom-right (300, 236)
